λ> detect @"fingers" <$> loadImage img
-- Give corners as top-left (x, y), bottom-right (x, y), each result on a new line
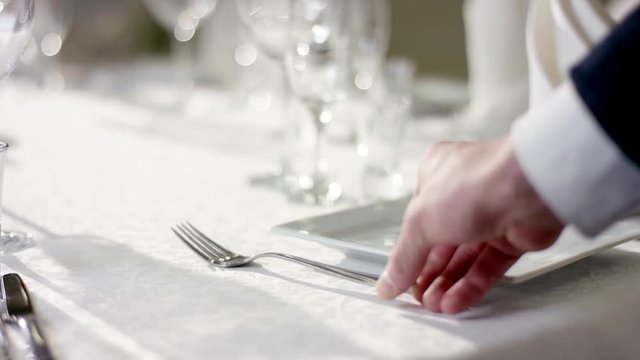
top-left (381, 233), bottom-right (521, 314)
top-left (438, 242), bottom-right (521, 314)
top-left (376, 200), bottom-right (431, 300)
top-left (412, 245), bottom-right (458, 303)
top-left (420, 243), bottom-right (486, 312)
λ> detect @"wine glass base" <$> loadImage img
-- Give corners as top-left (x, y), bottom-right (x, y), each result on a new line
top-left (285, 175), bottom-right (343, 206)
top-left (248, 162), bottom-right (291, 191)
top-left (248, 171), bottom-right (286, 189)
top-left (0, 230), bottom-right (35, 254)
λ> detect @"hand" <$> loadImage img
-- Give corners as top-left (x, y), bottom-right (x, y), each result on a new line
top-left (376, 136), bottom-right (564, 313)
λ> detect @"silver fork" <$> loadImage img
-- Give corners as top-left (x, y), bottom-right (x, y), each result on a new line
top-left (172, 222), bottom-right (379, 285)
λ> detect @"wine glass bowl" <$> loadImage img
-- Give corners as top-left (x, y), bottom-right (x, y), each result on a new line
top-left (142, 0), bottom-right (218, 107)
top-left (0, 0), bottom-right (35, 80)
top-left (144, 0), bottom-right (217, 39)
top-left (236, 0), bottom-right (290, 60)
top-left (286, 45), bottom-right (343, 105)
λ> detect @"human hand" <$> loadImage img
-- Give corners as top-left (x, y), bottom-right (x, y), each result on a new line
top-left (376, 137), bottom-right (564, 313)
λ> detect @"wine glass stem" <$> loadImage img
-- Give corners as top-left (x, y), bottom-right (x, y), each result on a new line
top-left (278, 61), bottom-right (293, 173)
top-left (309, 103), bottom-right (328, 182)
top-left (171, 37), bottom-right (194, 93)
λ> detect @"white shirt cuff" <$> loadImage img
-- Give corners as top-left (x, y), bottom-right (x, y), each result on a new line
top-left (511, 82), bottom-right (640, 236)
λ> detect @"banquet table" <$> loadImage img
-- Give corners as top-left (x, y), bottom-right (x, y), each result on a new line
top-left (1, 72), bottom-right (640, 360)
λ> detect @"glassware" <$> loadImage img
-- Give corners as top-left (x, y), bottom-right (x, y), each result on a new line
top-left (0, 0), bottom-right (35, 80)
top-left (349, 0), bottom-right (390, 96)
top-left (329, 0), bottom-right (390, 143)
top-left (142, 0), bottom-right (218, 102)
top-left (236, 0), bottom-right (291, 61)
top-left (358, 58), bottom-right (415, 201)
top-left (284, 0), bottom-right (350, 206)
top-left (0, 0), bottom-right (35, 253)
top-left (235, 0), bottom-right (293, 189)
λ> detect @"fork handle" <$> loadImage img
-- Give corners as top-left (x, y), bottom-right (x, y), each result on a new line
top-left (255, 252), bottom-right (380, 285)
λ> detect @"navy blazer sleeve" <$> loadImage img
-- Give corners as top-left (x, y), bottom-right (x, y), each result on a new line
top-left (571, 5), bottom-right (640, 167)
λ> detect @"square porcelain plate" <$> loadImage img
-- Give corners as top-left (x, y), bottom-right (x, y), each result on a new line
top-left (272, 197), bottom-right (640, 284)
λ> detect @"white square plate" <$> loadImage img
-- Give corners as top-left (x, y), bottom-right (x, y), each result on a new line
top-left (272, 197), bottom-right (640, 283)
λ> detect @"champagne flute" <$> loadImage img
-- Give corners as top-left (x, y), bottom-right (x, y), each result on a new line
top-left (284, 0), bottom-right (350, 205)
top-left (0, 0), bottom-right (36, 253)
top-left (142, 0), bottom-right (218, 103)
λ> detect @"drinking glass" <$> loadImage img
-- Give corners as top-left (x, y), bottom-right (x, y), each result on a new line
top-left (142, 0), bottom-right (218, 99)
top-left (236, 0), bottom-right (292, 189)
top-left (0, 0), bottom-right (35, 252)
top-left (284, 0), bottom-right (350, 205)
top-left (333, 0), bottom-right (390, 143)
top-left (359, 58), bottom-right (415, 201)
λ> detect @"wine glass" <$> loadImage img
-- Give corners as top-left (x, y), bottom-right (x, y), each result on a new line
top-left (284, 0), bottom-right (350, 205)
top-left (235, 0), bottom-right (292, 189)
top-left (0, 0), bottom-right (34, 79)
top-left (236, 0), bottom-right (291, 60)
top-left (142, 0), bottom-right (218, 102)
top-left (0, 0), bottom-right (35, 253)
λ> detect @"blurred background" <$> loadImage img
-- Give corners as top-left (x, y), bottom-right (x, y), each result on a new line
top-left (60, 0), bottom-right (468, 80)
top-left (11, 0), bottom-right (637, 127)
top-left (27, 0), bottom-right (472, 203)
top-left (3, 0), bottom-right (637, 203)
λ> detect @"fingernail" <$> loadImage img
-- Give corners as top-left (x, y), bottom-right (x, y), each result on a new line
top-left (376, 271), bottom-right (397, 300)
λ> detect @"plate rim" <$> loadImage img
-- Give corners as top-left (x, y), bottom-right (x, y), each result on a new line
top-left (272, 200), bottom-right (640, 284)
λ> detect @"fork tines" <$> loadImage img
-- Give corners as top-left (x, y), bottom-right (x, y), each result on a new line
top-left (172, 222), bottom-right (233, 263)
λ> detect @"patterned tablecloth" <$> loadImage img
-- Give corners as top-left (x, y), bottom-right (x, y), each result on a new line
top-left (1, 78), bottom-right (640, 360)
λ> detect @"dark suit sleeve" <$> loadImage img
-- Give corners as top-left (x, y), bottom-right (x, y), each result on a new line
top-left (570, 5), bottom-right (640, 167)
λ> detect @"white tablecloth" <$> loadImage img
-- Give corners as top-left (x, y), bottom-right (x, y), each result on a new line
top-left (1, 79), bottom-right (640, 360)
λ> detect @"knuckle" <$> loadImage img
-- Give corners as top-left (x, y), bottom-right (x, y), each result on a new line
top-left (424, 256), bottom-right (447, 273)
top-left (420, 141), bottom-right (450, 164)
top-left (464, 271), bottom-right (493, 296)
top-left (404, 200), bottom-right (427, 230)
top-left (508, 227), bottom-right (562, 252)
top-left (457, 244), bottom-right (484, 260)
